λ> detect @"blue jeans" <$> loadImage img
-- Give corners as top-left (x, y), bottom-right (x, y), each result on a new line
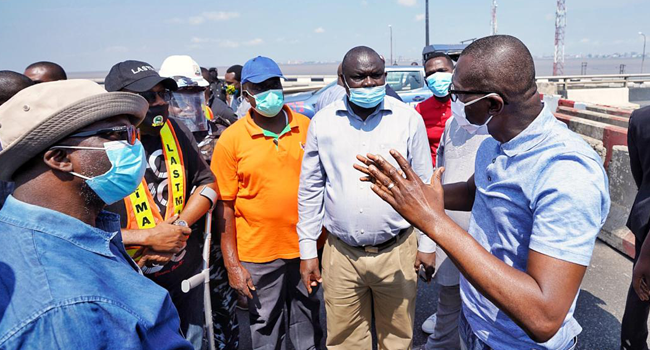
top-left (459, 312), bottom-right (577, 350)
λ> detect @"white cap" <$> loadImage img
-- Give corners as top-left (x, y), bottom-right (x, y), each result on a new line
top-left (159, 55), bottom-right (209, 87)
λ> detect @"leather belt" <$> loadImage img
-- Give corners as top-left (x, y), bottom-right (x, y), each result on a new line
top-left (338, 228), bottom-right (409, 253)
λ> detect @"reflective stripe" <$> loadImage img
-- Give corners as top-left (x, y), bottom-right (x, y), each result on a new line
top-left (124, 120), bottom-right (186, 258)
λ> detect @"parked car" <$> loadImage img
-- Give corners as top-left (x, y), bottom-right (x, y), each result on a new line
top-left (285, 81), bottom-right (335, 118)
top-left (385, 66), bottom-right (432, 107)
top-left (285, 66), bottom-right (433, 117)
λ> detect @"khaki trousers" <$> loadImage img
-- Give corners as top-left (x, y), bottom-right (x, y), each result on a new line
top-left (322, 229), bottom-right (417, 350)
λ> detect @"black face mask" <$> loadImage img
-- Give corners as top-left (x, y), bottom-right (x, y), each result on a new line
top-left (143, 104), bottom-right (169, 129)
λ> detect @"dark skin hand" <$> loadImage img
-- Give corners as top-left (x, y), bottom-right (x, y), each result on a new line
top-left (355, 151), bottom-right (588, 343)
top-left (242, 78), bottom-right (287, 134)
top-left (633, 234), bottom-right (650, 301)
top-left (218, 200), bottom-right (256, 298)
top-left (425, 57), bottom-right (454, 104)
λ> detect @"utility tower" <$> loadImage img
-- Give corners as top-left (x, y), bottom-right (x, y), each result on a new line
top-left (553, 0), bottom-right (566, 76)
top-left (491, 0), bottom-right (498, 36)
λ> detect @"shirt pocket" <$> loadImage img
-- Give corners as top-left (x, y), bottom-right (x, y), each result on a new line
top-left (377, 142), bottom-right (408, 169)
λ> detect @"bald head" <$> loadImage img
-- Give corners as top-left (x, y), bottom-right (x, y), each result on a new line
top-left (456, 35), bottom-right (536, 103)
top-left (0, 71), bottom-right (34, 106)
top-left (24, 61), bottom-right (67, 83)
top-left (341, 46), bottom-right (384, 78)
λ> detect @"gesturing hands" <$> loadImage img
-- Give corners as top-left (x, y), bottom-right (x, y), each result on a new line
top-left (353, 149), bottom-right (445, 235)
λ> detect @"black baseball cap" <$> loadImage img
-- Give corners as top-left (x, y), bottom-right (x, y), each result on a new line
top-left (104, 60), bottom-right (178, 92)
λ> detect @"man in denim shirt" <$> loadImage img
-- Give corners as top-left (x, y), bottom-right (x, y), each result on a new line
top-left (0, 80), bottom-right (192, 349)
top-left (359, 35), bottom-right (610, 350)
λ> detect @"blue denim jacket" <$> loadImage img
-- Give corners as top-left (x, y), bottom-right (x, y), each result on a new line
top-left (0, 196), bottom-right (192, 350)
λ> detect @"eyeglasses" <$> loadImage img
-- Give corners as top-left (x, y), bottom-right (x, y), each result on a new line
top-left (67, 125), bottom-right (140, 145)
top-left (448, 84), bottom-right (509, 105)
top-left (137, 90), bottom-right (173, 104)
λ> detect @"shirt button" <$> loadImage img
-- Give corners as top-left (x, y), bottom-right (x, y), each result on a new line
top-left (359, 208), bottom-right (364, 213)
top-left (360, 185), bottom-right (363, 189)
top-left (488, 176), bottom-right (492, 181)
top-left (360, 229), bottom-right (365, 234)
top-left (363, 122), bottom-right (367, 125)
top-left (362, 143), bottom-right (366, 146)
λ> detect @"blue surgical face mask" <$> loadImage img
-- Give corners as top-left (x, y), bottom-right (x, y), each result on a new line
top-left (343, 77), bottom-right (386, 109)
top-left (53, 140), bottom-right (147, 205)
top-left (426, 72), bottom-right (453, 97)
top-left (248, 89), bottom-right (284, 117)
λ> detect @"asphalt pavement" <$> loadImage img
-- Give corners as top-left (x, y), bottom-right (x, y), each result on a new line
top-left (235, 239), bottom-right (644, 350)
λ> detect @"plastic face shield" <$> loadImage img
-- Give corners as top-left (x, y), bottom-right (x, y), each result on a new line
top-left (169, 90), bottom-right (209, 132)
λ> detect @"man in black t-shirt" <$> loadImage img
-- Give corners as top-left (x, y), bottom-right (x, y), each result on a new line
top-left (105, 60), bottom-right (215, 349)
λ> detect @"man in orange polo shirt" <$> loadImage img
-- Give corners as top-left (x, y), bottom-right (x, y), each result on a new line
top-left (415, 52), bottom-right (455, 166)
top-left (212, 56), bottom-right (322, 349)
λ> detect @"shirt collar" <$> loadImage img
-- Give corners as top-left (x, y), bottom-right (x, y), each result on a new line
top-left (244, 105), bottom-right (300, 137)
top-left (501, 103), bottom-right (554, 157)
top-left (336, 97), bottom-right (392, 121)
top-left (0, 195), bottom-right (120, 258)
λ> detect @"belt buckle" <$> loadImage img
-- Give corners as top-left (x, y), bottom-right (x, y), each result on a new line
top-left (364, 246), bottom-right (379, 253)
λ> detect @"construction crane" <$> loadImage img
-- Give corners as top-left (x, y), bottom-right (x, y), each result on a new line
top-left (491, 0), bottom-right (498, 36)
top-left (553, 0), bottom-right (566, 76)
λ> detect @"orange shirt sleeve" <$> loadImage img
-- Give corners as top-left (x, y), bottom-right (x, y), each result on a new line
top-left (211, 134), bottom-right (239, 201)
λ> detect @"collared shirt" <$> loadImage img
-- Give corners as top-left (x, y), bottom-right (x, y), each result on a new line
top-left (0, 196), bottom-right (191, 350)
top-left (212, 106), bottom-right (310, 263)
top-left (433, 116), bottom-right (490, 286)
top-left (415, 96), bottom-right (452, 167)
top-left (297, 96), bottom-right (435, 259)
top-left (460, 105), bottom-right (610, 350)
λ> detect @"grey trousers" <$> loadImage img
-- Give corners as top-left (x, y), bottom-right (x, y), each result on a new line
top-left (425, 284), bottom-right (462, 350)
top-left (241, 258), bottom-right (322, 350)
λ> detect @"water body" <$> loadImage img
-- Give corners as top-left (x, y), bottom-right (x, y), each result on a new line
top-left (69, 58), bottom-right (646, 80)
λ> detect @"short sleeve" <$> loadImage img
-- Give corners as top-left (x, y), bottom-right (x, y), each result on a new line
top-left (211, 131), bottom-right (239, 201)
top-left (529, 154), bottom-right (610, 266)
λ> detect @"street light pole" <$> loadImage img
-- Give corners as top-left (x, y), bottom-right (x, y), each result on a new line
top-left (640, 32), bottom-right (647, 73)
top-left (425, 0), bottom-right (430, 46)
top-left (389, 25), bottom-right (393, 65)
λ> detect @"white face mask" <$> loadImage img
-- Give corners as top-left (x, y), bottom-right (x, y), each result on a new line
top-left (450, 93), bottom-right (498, 135)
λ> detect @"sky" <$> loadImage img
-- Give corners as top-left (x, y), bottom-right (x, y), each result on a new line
top-left (0, 0), bottom-right (648, 73)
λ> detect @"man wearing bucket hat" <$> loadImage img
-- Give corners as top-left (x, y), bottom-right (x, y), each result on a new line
top-left (104, 60), bottom-right (217, 349)
top-left (0, 79), bottom-right (192, 349)
top-left (212, 56), bottom-right (322, 349)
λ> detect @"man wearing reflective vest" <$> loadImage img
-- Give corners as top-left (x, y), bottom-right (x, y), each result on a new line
top-left (104, 60), bottom-right (216, 349)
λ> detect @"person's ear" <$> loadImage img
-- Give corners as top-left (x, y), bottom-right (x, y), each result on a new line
top-left (43, 149), bottom-right (74, 173)
top-left (488, 95), bottom-right (505, 116)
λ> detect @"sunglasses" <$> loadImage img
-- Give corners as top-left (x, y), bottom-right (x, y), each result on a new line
top-left (67, 125), bottom-right (140, 145)
top-left (137, 90), bottom-right (173, 104)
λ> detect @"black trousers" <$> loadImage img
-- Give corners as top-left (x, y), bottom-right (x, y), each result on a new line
top-left (621, 236), bottom-right (650, 350)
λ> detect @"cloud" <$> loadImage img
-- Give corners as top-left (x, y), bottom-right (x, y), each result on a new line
top-left (580, 38), bottom-right (590, 43)
top-left (170, 11), bottom-right (240, 25)
top-left (314, 27), bottom-right (325, 34)
top-left (361, 0), bottom-right (369, 5)
top-left (397, 0), bottom-right (417, 6)
top-left (545, 13), bottom-right (554, 21)
top-left (414, 13), bottom-right (425, 21)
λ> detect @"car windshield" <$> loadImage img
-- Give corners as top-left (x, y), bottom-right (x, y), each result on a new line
top-left (386, 71), bottom-right (424, 92)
